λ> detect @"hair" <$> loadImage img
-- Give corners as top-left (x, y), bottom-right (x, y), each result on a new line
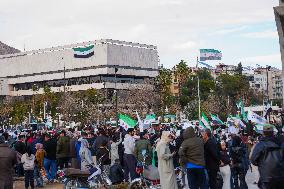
top-left (232, 135), bottom-right (242, 147)
top-left (60, 130), bottom-right (66, 136)
top-left (127, 128), bottom-right (134, 134)
top-left (26, 145), bottom-right (32, 157)
top-left (203, 128), bottom-right (212, 138)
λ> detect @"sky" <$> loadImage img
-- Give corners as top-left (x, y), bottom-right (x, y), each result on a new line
top-left (0, 0), bottom-right (282, 69)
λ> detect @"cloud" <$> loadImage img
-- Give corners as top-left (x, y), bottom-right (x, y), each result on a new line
top-left (210, 26), bottom-right (248, 35)
top-left (172, 41), bottom-right (198, 51)
top-left (241, 30), bottom-right (278, 38)
top-left (240, 54), bottom-right (282, 69)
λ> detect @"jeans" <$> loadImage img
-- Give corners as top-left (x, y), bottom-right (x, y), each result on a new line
top-left (207, 169), bottom-right (218, 189)
top-left (231, 167), bottom-right (248, 189)
top-left (187, 168), bottom-right (208, 189)
top-left (57, 157), bottom-right (69, 170)
top-left (43, 158), bottom-right (57, 181)
top-left (123, 154), bottom-right (138, 181)
top-left (16, 163), bottom-right (24, 177)
top-left (24, 170), bottom-right (34, 189)
top-left (34, 166), bottom-right (43, 187)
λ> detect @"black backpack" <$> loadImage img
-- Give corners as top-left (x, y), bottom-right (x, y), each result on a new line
top-left (231, 146), bottom-right (243, 164)
top-left (261, 143), bottom-right (284, 182)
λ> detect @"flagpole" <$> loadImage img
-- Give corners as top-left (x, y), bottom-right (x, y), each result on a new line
top-left (198, 76), bottom-right (201, 120)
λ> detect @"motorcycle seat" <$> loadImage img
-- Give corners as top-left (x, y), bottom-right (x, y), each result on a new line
top-left (64, 168), bottom-right (90, 177)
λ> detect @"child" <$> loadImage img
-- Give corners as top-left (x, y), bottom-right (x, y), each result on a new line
top-left (21, 146), bottom-right (35, 189)
top-left (35, 143), bottom-right (45, 187)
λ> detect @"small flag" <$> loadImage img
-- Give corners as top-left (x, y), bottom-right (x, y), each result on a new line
top-left (199, 112), bottom-right (211, 130)
top-left (119, 114), bottom-right (137, 131)
top-left (136, 111), bottom-right (144, 132)
top-left (247, 110), bottom-right (267, 125)
top-left (144, 114), bottom-right (156, 125)
top-left (210, 114), bottom-right (224, 125)
top-left (200, 49), bottom-right (222, 61)
top-left (236, 98), bottom-right (248, 122)
top-left (73, 44), bottom-right (94, 58)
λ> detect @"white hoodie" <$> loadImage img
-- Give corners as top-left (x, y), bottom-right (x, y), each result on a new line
top-left (21, 153), bottom-right (35, 170)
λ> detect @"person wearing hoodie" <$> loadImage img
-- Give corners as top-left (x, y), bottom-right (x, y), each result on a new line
top-left (79, 139), bottom-right (95, 171)
top-left (56, 130), bottom-right (70, 169)
top-left (123, 128), bottom-right (138, 181)
top-left (179, 127), bottom-right (208, 189)
top-left (21, 146), bottom-right (35, 189)
top-left (134, 131), bottom-right (152, 167)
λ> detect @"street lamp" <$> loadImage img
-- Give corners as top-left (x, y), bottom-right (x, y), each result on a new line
top-left (114, 67), bottom-right (118, 127)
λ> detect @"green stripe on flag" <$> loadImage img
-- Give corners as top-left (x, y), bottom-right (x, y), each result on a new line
top-left (73, 45), bottom-right (94, 52)
top-left (119, 113), bottom-right (137, 131)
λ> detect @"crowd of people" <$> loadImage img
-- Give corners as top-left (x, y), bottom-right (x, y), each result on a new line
top-left (0, 121), bottom-right (284, 189)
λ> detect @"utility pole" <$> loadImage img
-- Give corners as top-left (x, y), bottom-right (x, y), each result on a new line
top-left (114, 67), bottom-right (118, 127)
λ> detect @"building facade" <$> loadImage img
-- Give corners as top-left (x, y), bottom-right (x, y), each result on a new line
top-left (274, 0), bottom-right (284, 106)
top-left (0, 39), bottom-right (159, 96)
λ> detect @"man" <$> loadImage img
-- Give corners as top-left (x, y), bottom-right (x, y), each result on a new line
top-left (179, 127), bottom-right (208, 189)
top-left (134, 131), bottom-right (152, 167)
top-left (201, 129), bottom-right (220, 189)
top-left (123, 128), bottom-right (137, 181)
top-left (14, 135), bottom-right (26, 177)
top-left (0, 136), bottom-right (17, 189)
top-left (251, 124), bottom-right (284, 189)
top-left (43, 134), bottom-right (57, 182)
top-left (57, 130), bottom-right (70, 169)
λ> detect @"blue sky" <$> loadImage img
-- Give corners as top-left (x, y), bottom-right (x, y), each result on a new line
top-left (0, 0), bottom-right (281, 69)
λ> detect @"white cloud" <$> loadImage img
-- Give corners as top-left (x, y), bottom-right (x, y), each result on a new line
top-left (210, 26), bottom-right (248, 35)
top-left (240, 54), bottom-right (282, 69)
top-left (241, 30), bottom-right (278, 38)
top-left (172, 41), bottom-right (198, 51)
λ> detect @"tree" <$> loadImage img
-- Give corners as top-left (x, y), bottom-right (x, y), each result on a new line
top-left (235, 62), bottom-right (243, 75)
top-left (156, 68), bottom-right (174, 109)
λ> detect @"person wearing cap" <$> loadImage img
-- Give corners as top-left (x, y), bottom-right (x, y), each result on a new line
top-left (250, 124), bottom-right (284, 188)
top-left (0, 135), bottom-right (17, 189)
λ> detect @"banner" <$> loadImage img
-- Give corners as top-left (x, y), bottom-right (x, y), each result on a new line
top-left (200, 49), bottom-right (222, 61)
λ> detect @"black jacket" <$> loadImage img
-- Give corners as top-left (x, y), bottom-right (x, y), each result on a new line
top-left (14, 141), bottom-right (26, 155)
top-left (204, 137), bottom-right (220, 171)
top-left (251, 136), bottom-right (284, 182)
top-left (109, 163), bottom-right (124, 184)
top-left (44, 138), bottom-right (57, 160)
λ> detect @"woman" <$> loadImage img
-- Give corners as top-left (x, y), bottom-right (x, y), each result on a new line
top-left (219, 140), bottom-right (231, 189)
top-left (156, 131), bottom-right (178, 189)
top-left (79, 139), bottom-right (94, 171)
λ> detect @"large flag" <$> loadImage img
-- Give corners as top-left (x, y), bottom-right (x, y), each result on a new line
top-left (247, 110), bottom-right (267, 125)
top-left (136, 111), bottom-right (144, 132)
top-left (119, 114), bottom-right (137, 131)
top-left (73, 44), bottom-right (94, 58)
top-left (200, 112), bottom-right (211, 130)
top-left (200, 49), bottom-right (222, 61)
top-left (198, 61), bottom-right (213, 68)
top-left (236, 98), bottom-right (248, 122)
top-left (210, 114), bottom-right (224, 125)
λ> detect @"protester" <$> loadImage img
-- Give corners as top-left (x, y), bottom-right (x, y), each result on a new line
top-left (156, 131), bottom-right (178, 189)
top-left (14, 135), bottom-right (26, 177)
top-left (43, 134), bottom-right (57, 182)
top-left (109, 159), bottom-right (124, 185)
top-left (79, 139), bottom-right (94, 171)
top-left (110, 132), bottom-right (122, 165)
top-left (229, 135), bottom-right (249, 189)
top-left (201, 128), bottom-right (220, 189)
top-left (56, 130), bottom-right (70, 169)
top-left (251, 124), bottom-right (284, 188)
top-left (219, 140), bottom-right (231, 189)
top-left (123, 128), bottom-right (138, 181)
top-left (179, 127), bottom-right (208, 189)
top-left (0, 136), bottom-right (17, 189)
top-left (21, 146), bottom-right (35, 189)
top-left (134, 131), bottom-right (152, 167)
top-left (34, 143), bottom-right (45, 188)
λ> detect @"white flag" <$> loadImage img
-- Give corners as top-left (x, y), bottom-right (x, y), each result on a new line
top-left (247, 110), bottom-right (267, 124)
top-left (136, 111), bottom-right (144, 132)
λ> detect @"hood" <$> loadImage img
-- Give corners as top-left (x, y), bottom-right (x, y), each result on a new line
top-left (183, 127), bottom-right (195, 140)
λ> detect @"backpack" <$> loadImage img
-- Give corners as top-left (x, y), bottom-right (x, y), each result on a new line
top-left (261, 144), bottom-right (284, 182)
top-left (231, 146), bottom-right (243, 164)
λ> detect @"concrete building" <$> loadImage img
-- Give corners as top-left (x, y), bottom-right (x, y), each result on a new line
top-left (274, 0), bottom-right (284, 106)
top-left (245, 67), bottom-right (283, 100)
top-left (0, 39), bottom-right (159, 96)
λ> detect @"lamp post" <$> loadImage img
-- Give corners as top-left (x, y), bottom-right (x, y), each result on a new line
top-left (114, 67), bottom-right (118, 127)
